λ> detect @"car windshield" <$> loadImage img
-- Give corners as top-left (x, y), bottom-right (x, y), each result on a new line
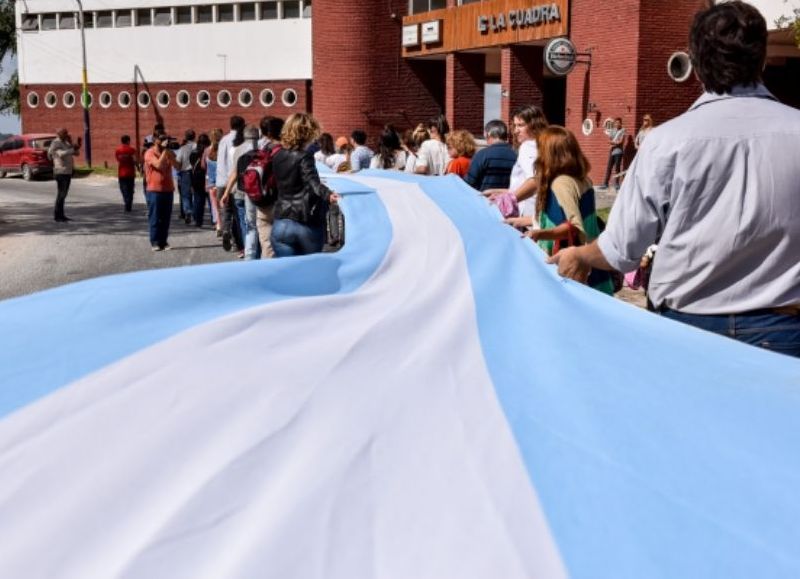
top-left (30, 139), bottom-right (54, 149)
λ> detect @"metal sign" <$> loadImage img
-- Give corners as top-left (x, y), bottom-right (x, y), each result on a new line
top-left (544, 37), bottom-right (577, 76)
top-left (581, 118), bottom-right (594, 136)
top-left (402, 24), bottom-right (419, 48)
top-left (421, 20), bottom-right (441, 44)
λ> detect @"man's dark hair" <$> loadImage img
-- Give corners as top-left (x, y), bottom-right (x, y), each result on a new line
top-left (484, 119), bottom-right (508, 141)
top-left (230, 115), bottom-right (246, 132)
top-left (184, 129), bottom-right (196, 141)
top-left (153, 123), bottom-right (164, 134)
top-left (689, 0), bottom-right (767, 94)
top-left (351, 129), bottom-right (367, 146)
top-left (260, 115), bottom-right (285, 140)
top-left (428, 114), bottom-right (450, 138)
top-left (614, 117), bottom-right (623, 123)
top-left (121, 135), bottom-right (130, 144)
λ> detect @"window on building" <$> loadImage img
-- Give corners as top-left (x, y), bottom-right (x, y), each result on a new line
top-left (239, 3), bottom-right (256, 20)
top-left (27, 92), bottom-right (40, 108)
top-left (96, 11), bottom-right (113, 28)
top-left (197, 90), bottom-right (211, 107)
top-left (302, 0), bottom-right (312, 18)
top-left (99, 91), bottom-right (113, 108)
top-left (59, 13), bottom-right (76, 29)
top-left (217, 90), bottom-right (232, 107)
top-left (41, 13), bottom-right (58, 30)
top-left (175, 6), bottom-right (192, 24)
top-left (238, 89), bottom-right (253, 106)
top-left (136, 8), bottom-right (152, 25)
top-left (196, 5), bottom-right (213, 22)
top-left (283, 1), bottom-right (300, 18)
top-left (118, 91), bottom-right (132, 108)
top-left (282, 88), bottom-right (298, 107)
top-left (63, 92), bottom-right (76, 108)
top-left (81, 92), bottom-right (93, 108)
top-left (116, 10), bottom-right (132, 27)
top-left (21, 14), bottom-right (39, 32)
top-left (259, 2), bottom-right (278, 19)
top-left (409, 0), bottom-right (445, 14)
top-left (156, 91), bottom-right (170, 108)
top-left (154, 8), bottom-right (172, 26)
top-left (176, 90), bottom-right (191, 107)
top-left (45, 92), bottom-right (58, 108)
top-left (137, 91), bottom-right (151, 108)
top-left (260, 88), bottom-right (275, 106)
top-left (217, 4), bottom-right (234, 22)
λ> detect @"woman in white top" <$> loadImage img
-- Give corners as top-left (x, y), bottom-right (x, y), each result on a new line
top-left (369, 126), bottom-right (407, 170)
top-left (503, 105), bottom-right (549, 230)
top-left (402, 124), bottom-right (429, 174)
top-left (414, 114), bottom-right (450, 176)
top-left (634, 114), bottom-right (654, 149)
top-left (314, 133), bottom-right (336, 165)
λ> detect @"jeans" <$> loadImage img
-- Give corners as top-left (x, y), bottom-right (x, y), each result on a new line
top-left (244, 196), bottom-right (261, 260)
top-left (119, 177), bottom-right (135, 212)
top-left (661, 308), bottom-right (800, 358)
top-left (603, 152), bottom-right (623, 187)
top-left (271, 218), bottom-right (325, 257)
top-left (178, 171), bottom-right (194, 219)
top-left (234, 198), bottom-right (247, 253)
top-left (54, 174), bottom-right (72, 219)
top-left (192, 185), bottom-right (207, 227)
top-left (146, 191), bottom-right (173, 248)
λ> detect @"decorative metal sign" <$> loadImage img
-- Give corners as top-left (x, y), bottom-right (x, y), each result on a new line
top-left (421, 20), bottom-right (441, 44)
top-left (544, 37), bottom-right (577, 76)
top-left (402, 24), bottom-right (419, 47)
top-left (478, 3), bottom-right (562, 33)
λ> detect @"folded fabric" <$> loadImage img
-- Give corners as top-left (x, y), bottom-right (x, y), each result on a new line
top-left (491, 191), bottom-right (519, 218)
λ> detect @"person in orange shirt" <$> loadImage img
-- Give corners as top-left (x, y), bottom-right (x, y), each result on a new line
top-left (143, 134), bottom-right (180, 251)
top-left (445, 130), bottom-right (477, 179)
top-left (115, 135), bottom-right (139, 212)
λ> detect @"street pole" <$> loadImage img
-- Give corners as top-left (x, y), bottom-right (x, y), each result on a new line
top-left (75, 0), bottom-right (92, 167)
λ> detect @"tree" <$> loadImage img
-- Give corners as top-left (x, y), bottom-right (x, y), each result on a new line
top-left (0, 0), bottom-right (18, 116)
top-left (775, 5), bottom-right (800, 47)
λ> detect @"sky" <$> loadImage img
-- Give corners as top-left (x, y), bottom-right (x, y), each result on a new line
top-left (0, 54), bottom-right (20, 135)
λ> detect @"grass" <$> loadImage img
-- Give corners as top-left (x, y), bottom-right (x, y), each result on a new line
top-left (73, 165), bottom-right (117, 178)
top-left (597, 207), bottom-right (611, 223)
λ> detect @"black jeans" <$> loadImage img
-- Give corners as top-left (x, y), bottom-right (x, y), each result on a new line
top-left (603, 152), bottom-right (623, 187)
top-left (54, 174), bottom-right (72, 219)
top-left (118, 177), bottom-right (135, 212)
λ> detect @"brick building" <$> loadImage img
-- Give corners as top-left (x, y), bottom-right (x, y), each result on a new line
top-left (14, 0), bottom-right (800, 182)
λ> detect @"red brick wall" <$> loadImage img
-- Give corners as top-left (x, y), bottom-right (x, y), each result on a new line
top-left (566, 0), bottom-right (703, 184)
top-left (501, 45), bottom-right (545, 126)
top-left (312, 0), bottom-right (444, 144)
top-left (19, 80), bottom-right (308, 167)
top-left (446, 52), bottom-right (485, 136)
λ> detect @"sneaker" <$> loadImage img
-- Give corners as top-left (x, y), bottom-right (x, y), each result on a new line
top-left (184, 215), bottom-right (192, 225)
top-left (151, 245), bottom-right (163, 252)
top-left (162, 243), bottom-right (172, 251)
top-left (237, 251), bottom-right (245, 259)
top-left (222, 232), bottom-right (232, 252)
top-left (216, 229), bottom-right (223, 238)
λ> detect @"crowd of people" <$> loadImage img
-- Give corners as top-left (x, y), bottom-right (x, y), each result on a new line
top-left (46, 1), bottom-right (798, 358)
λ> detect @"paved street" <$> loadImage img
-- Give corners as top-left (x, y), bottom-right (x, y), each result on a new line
top-left (0, 174), bottom-right (235, 300)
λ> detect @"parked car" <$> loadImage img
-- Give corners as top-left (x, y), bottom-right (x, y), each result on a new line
top-left (0, 133), bottom-right (57, 181)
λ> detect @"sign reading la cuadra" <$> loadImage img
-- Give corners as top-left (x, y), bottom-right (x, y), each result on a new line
top-left (478, 3), bottom-right (562, 33)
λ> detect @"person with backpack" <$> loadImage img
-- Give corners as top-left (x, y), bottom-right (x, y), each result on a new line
top-left (250, 116), bottom-right (285, 259)
top-left (221, 125), bottom-right (261, 259)
top-left (190, 133), bottom-right (211, 228)
top-left (271, 113), bottom-right (340, 257)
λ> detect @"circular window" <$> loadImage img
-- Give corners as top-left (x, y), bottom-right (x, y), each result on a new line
top-left (80, 92), bottom-right (93, 108)
top-left (118, 91), bottom-right (132, 108)
top-left (62, 92), bottom-right (76, 108)
top-left (99, 91), bottom-right (113, 108)
top-left (238, 89), bottom-right (253, 107)
top-left (156, 90), bottom-right (170, 108)
top-left (259, 88), bottom-right (275, 107)
top-left (176, 90), bottom-right (190, 108)
top-left (27, 92), bottom-right (40, 108)
top-left (281, 88), bottom-right (298, 107)
top-left (197, 90), bottom-right (211, 108)
top-left (45, 91), bottom-right (58, 108)
top-left (137, 91), bottom-right (151, 108)
top-left (217, 90), bottom-right (232, 108)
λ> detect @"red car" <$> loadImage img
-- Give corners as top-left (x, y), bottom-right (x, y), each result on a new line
top-left (0, 133), bottom-right (57, 181)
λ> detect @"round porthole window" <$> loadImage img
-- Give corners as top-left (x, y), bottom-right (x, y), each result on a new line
top-left (137, 91), bottom-right (151, 108)
top-left (197, 90), bottom-right (211, 108)
top-left (217, 90), bottom-right (232, 108)
top-left (80, 92), bottom-right (93, 108)
top-left (99, 91), bottom-right (113, 108)
top-left (156, 90), bottom-right (170, 108)
top-left (118, 91), bottom-right (132, 108)
top-left (27, 92), bottom-right (40, 108)
top-left (259, 88), bottom-right (274, 107)
top-left (281, 88), bottom-right (298, 107)
top-left (176, 90), bottom-right (190, 108)
top-left (45, 91), bottom-right (58, 108)
top-left (62, 92), bottom-right (76, 108)
top-left (238, 89), bottom-right (253, 107)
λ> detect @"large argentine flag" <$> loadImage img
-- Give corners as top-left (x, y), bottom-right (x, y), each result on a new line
top-left (1, 171), bottom-right (799, 578)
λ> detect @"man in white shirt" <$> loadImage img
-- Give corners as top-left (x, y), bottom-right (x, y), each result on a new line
top-left (550, 1), bottom-right (800, 357)
top-left (349, 130), bottom-right (374, 172)
top-left (217, 115), bottom-right (245, 253)
top-left (175, 129), bottom-right (197, 224)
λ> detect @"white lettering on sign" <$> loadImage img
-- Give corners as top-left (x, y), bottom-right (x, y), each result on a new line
top-left (478, 3), bottom-right (561, 34)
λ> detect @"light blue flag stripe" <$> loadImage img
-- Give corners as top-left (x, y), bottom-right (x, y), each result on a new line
top-left (391, 171), bottom-right (800, 578)
top-left (0, 177), bottom-right (390, 418)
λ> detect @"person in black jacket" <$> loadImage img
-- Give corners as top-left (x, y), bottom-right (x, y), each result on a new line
top-left (271, 113), bottom-right (339, 256)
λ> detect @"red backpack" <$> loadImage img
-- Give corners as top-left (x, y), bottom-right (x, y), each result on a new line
top-left (239, 144), bottom-right (281, 207)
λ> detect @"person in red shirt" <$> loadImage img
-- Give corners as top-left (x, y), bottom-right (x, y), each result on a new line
top-left (144, 134), bottom-right (179, 251)
top-left (115, 135), bottom-right (139, 212)
top-left (445, 130), bottom-right (477, 179)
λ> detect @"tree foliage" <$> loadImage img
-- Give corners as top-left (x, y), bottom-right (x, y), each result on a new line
top-left (775, 7), bottom-right (800, 47)
top-left (0, 0), bottom-right (18, 116)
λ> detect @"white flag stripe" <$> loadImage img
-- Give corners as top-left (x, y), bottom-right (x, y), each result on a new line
top-left (0, 178), bottom-right (566, 579)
